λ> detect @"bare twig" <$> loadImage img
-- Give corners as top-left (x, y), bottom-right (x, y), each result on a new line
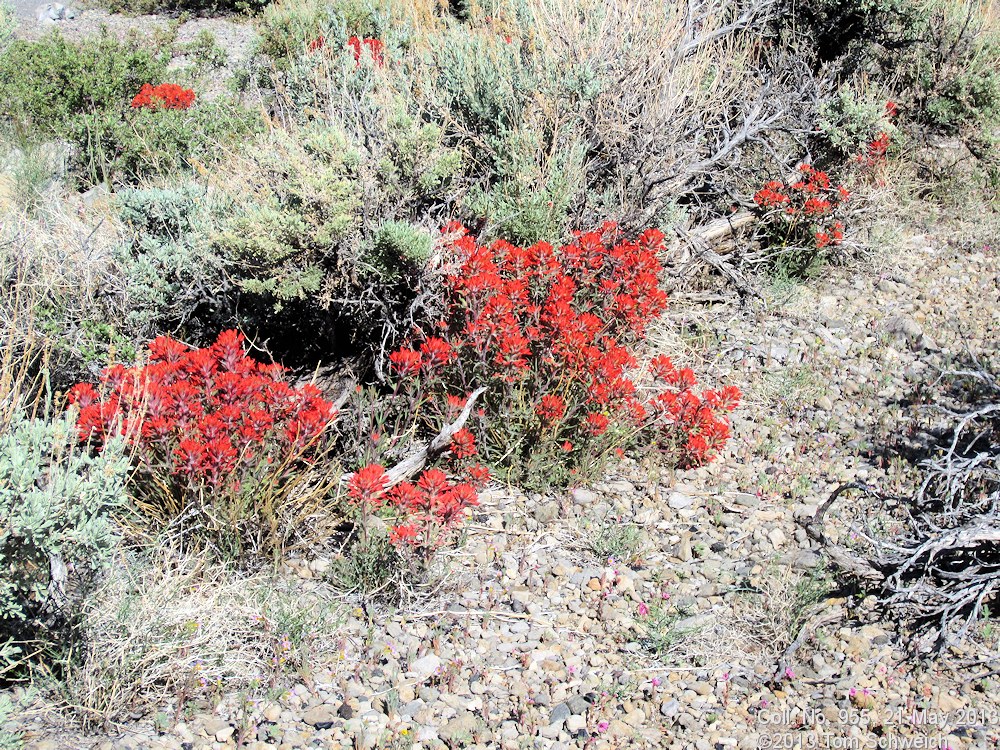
top-left (341, 386), bottom-right (488, 488)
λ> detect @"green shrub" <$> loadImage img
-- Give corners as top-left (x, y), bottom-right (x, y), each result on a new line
top-left (205, 110), bottom-right (460, 357)
top-left (0, 410), bottom-right (128, 667)
top-left (213, 125), bottom-right (362, 304)
top-left (819, 83), bottom-right (900, 159)
top-left (420, 26), bottom-right (535, 140)
top-left (367, 221), bottom-right (433, 278)
top-left (378, 109), bottom-right (463, 202)
top-left (409, 22), bottom-right (591, 241)
top-left (69, 97), bottom-right (261, 186)
top-left (113, 184), bottom-right (232, 343)
top-left (99, 0), bottom-right (269, 15)
top-left (0, 31), bottom-right (260, 187)
top-left (791, 0), bottom-right (1000, 145)
top-left (256, 0), bottom-right (406, 66)
top-left (117, 183), bottom-right (203, 237)
top-left (906, 1), bottom-right (1000, 136)
top-left (179, 29), bottom-right (228, 75)
top-left (0, 31), bottom-right (166, 133)
top-left (0, 2), bottom-right (15, 55)
top-left (465, 130), bottom-right (585, 244)
top-left (256, 0), bottom-right (349, 64)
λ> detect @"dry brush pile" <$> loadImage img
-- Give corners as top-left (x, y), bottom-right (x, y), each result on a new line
top-left (808, 361), bottom-right (1000, 656)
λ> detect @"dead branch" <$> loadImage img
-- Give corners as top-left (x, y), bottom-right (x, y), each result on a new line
top-left (680, 0), bottom-right (779, 57)
top-left (690, 211), bottom-right (757, 246)
top-left (676, 225), bottom-right (760, 298)
top-left (341, 386), bottom-right (488, 488)
top-left (807, 373), bottom-right (1000, 654)
top-left (772, 606), bottom-right (843, 685)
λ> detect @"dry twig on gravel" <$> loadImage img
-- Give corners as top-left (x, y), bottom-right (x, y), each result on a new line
top-left (806, 369), bottom-right (1000, 655)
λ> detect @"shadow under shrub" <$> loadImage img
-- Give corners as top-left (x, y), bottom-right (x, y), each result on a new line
top-left (207, 112), bottom-right (460, 364)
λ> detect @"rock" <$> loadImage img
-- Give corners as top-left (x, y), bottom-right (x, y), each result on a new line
top-left (399, 700), bottom-right (424, 717)
top-left (768, 528), bottom-right (786, 549)
top-left (566, 694), bottom-right (591, 714)
top-left (214, 726), bottom-right (235, 743)
top-left (302, 704), bottom-right (337, 728)
top-left (548, 702), bottom-right (572, 726)
top-left (566, 714), bottom-right (586, 732)
top-left (782, 549), bottom-right (821, 570)
top-left (201, 718), bottom-right (230, 738)
top-left (885, 314), bottom-right (923, 344)
top-left (661, 699), bottom-right (680, 718)
top-left (534, 501), bottom-right (560, 523)
top-left (439, 712), bottom-right (480, 743)
top-left (816, 395), bottom-right (834, 411)
top-left (261, 703), bottom-right (281, 723)
top-left (937, 693), bottom-right (963, 713)
top-left (409, 653), bottom-right (441, 679)
top-left (675, 533), bottom-right (693, 562)
top-left (34, 2), bottom-right (75, 22)
top-left (280, 730), bottom-right (307, 748)
top-left (691, 681), bottom-right (713, 696)
top-left (571, 488), bottom-right (598, 504)
top-left (80, 183), bottom-right (110, 210)
top-left (337, 701), bottom-right (354, 720)
top-left (669, 492), bottom-right (695, 510)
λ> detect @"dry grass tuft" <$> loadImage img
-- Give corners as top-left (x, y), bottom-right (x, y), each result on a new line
top-left (61, 551), bottom-right (343, 728)
top-left (649, 565), bottom-right (832, 673)
top-left (0, 198), bottom-right (125, 393)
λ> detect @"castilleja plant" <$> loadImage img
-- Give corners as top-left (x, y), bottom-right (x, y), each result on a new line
top-left (68, 330), bottom-right (340, 562)
top-left (130, 83), bottom-right (196, 110)
top-left (753, 164), bottom-right (850, 253)
top-left (308, 35), bottom-right (385, 67)
top-left (386, 222), bottom-right (739, 491)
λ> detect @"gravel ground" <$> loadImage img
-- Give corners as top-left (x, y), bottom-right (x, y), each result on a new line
top-left (8, 216), bottom-right (999, 749)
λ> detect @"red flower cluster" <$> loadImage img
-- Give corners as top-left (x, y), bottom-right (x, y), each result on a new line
top-left (388, 223), bottom-right (738, 476)
top-left (346, 464), bottom-right (479, 552)
top-left (648, 355), bottom-right (740, 465)
top-left (306, 35), bottom-right (385, 67)
top-left (753, 180), bottom-right (788, 208)
top-left (855, 101), bottom-right (897, 171)
top-left (130, 83), bottom-right (196, 110)
top-left (347, 36), bottom-right (384, 66)
top-left (753, 165), bottom-right (849, 251)
top-left (68, 330), bottom-right (336, 490)
top-left (858, 132), bottom-right (891, 170)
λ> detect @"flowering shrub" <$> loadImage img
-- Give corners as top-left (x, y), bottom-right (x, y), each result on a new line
top-left (347, 36), bottom-right (384, 67)
top-left (386, 223), bottom-right (739, 490)
top-left (753, 164), bottom-right (850, 254)
top-left (854, 101), bottom-right (899, 174)
top-left (68, 330), bottom-right (339, 561)
top-left (346, 463), bottom-right (479, 560)
top-left (307, 35), bottom-right (384, 67)
top-left (130, 83), bottom-right (196, 110)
